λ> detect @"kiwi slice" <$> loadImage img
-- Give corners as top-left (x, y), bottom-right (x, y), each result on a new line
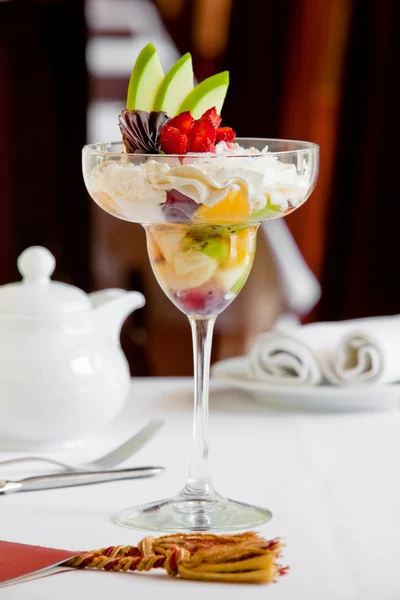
top-left (198, 237), bottom-right (229, 260)
top-left (251, 198), bottom-right (281, 221)
top-left (182, 235), bottom-right (229, 260)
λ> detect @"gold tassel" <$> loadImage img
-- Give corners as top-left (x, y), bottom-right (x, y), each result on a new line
top-left (64, 532), bottom-right (288, 584)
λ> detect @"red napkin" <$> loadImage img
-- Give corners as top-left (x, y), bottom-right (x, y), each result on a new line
top-left (0, 540), bottom-right (77, 585)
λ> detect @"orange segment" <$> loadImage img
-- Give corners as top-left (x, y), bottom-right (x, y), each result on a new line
top-left (222, 228), bottom-right (252, 269)
top-left (195, 191), bottom-right (251, 224)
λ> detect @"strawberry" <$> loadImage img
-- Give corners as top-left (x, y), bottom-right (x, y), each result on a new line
top-left (216, 127), bottom-right (236, 143)
top-left (160, 125), bottom-right (188, 154)
top-left (201, 107), bottom-right (222, 128)
top-left (196, 139), bottom-right (216, 153)
top-left (188, 118), bottom-right (216, 152)
top-left (167, 111), bottom-right (194, 135)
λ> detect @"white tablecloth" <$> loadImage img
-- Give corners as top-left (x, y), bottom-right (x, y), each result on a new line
top-left (1, 378), bottom-right (400, 599)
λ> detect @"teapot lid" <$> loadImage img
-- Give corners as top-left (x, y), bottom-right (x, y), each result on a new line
top-left (0, 246), bottom-right (92, 316)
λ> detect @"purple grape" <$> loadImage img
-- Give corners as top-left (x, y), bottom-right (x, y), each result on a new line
top-left (162, 189), bottom-right (198, 223)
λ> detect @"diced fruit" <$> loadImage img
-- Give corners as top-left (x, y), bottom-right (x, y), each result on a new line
top-left (167, 111), bottom-right (194, 135)
top-left (216, 127), bottom-right (235, 143)
top-left (231, 273), bottom-right (249, 294)
top-left (181, 232), bottom-right (230, 259)
top-left (150, 230), bottom-right (186, 264)
top-left (162, 190), bottom-right (198, 223)
top-left (222, 228), bottom-right (255, 268)
top-left (195, 191), bottom-right (251, 224)
top-left (197, 237), bottom-right (229, 260)
top-left (173, 249), bottom-right (216, 277)
top-left (156, 252), bottom-right (217, 291)
top-left (147, 235), bottom-right (163, 262)
top-left (188, 118), bottom-right (216, 152)
top-left (153, 53), bottom-right (194, 115)
top-left (178, 71), bottom-right (230, 119)
top-left (127, 43), bottom-right (164, 111)
top-left (175, 286), bottom-right (224, 314)
top-left (214, 265), bottom-right (249, 291)
top-left (251, 197), bottom-right (282, 220)
top-left (160, 125), bottom-right (188, 154)
top-left (202, 107), bottom-right (222, 128)
top-left (191, 138), bottom-right (216, 153)
top-left (181, 236), bottom-right (196, 251)
top-left (231, 271), bottom-right (250, 294)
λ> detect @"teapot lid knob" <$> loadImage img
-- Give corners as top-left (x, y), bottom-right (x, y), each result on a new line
top-left (17, 246), bottom-right (56, 284)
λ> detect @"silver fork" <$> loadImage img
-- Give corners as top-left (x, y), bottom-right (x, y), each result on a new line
top-left (0, 420), bottom-right (164, 472)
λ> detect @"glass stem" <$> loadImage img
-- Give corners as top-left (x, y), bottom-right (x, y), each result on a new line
top-left (185, 316), bottom-right (216, 496)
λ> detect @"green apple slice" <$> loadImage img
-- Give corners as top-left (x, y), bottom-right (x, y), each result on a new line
top-left (153, 53), bottom-right (194, 116)
top-left (178, 71), bottom-right (229, 119)
top-left (127, 43), bottom-right (164, 111)
top-left (214, 265), bottom-right (248, 292)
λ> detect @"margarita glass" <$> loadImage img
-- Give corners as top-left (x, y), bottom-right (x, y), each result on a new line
top-left (82, 138), bottom-right (319, 531)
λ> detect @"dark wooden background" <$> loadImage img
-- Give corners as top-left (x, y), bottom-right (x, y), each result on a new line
top-left (1, 0), bottom-right (399, 375)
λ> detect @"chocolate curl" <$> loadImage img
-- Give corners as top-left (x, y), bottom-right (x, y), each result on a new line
top-left (119, 109), bottom-right (168, 154)
top-left (63, 532), bottom-right (287, 585)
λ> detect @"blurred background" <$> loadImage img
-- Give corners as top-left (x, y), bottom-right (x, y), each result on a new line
top-left (0, 0), bottom-right (399, 376)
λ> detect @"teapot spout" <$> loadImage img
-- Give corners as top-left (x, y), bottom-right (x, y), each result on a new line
top-left (90, 289), bottom-right (145, 343)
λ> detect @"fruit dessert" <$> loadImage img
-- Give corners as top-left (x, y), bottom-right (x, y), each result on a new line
top-left (83, 43), bottom-right (312, 227)
top-left (82, 44), bottom-right (314, 316)
top-left (82, 43), bottom-right (319, 533)
top-left (146, 223), bottom-right (257, 316)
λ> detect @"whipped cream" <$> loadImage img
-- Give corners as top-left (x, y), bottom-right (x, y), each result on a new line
top-left (86, 142), bottom-right (311, 223)
top-left (88, 160), bottom-right (167, 221)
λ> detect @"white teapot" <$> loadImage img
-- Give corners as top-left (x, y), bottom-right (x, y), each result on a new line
top-left (0, 246), bottom-right (145, 449)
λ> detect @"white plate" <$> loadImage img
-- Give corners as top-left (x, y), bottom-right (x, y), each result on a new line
top-left (211, 357), bottom-right (400, 412)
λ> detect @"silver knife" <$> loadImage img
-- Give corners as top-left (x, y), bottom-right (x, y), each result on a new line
top-left (0, 466), bottom-right (164, 494)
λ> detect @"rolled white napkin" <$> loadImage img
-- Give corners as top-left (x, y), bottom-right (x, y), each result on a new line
top-left (248, 316), bottom-right (400, 386)
top-left (248, 330), bottom-right (322, 385)
top-left (332, 317), bottom-right (400, 385)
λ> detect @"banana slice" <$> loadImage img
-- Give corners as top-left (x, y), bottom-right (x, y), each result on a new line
top-left (156, 251), bottom-right (218, 291)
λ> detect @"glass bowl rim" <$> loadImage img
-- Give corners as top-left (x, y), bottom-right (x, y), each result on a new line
top-left (82, 137), bottom-right (319, 159)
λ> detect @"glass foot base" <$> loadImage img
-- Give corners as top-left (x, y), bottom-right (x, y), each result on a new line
top-left (117, 489), bottom-right (272, 532)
